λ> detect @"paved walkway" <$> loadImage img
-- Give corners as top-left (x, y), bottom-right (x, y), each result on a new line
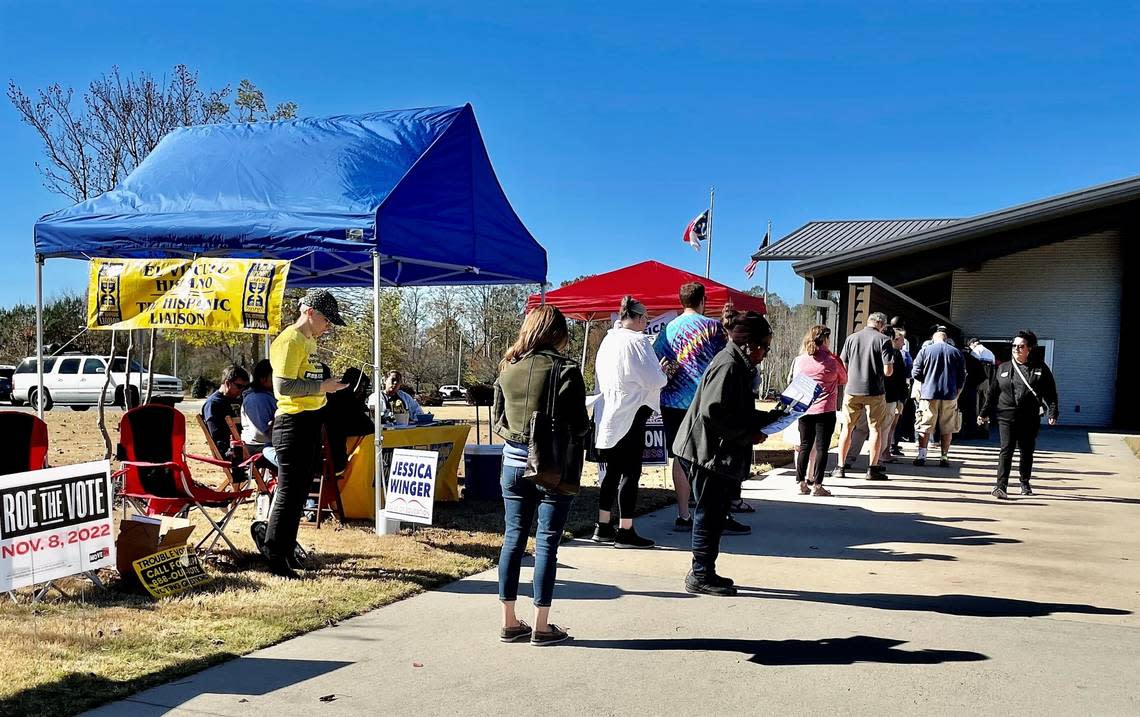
top-left (88, 429), bottom-right (1140, 716)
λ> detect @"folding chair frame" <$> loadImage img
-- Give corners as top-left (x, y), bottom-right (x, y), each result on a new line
top-left (115, 405), bottom-right (253, 561)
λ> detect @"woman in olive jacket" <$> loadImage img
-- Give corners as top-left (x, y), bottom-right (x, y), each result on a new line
top-left (979, 330), bottom-right (1059, 499)
top-left (673, 309), bottom-right (780, 596)
top-left (492, 305), bottom-right (590, 646)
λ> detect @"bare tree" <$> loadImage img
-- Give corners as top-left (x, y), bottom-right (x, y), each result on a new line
top-left (8, 65), bottom-right (296, 202)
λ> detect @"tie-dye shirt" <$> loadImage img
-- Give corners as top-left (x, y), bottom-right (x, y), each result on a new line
top-left (653, 313), bottom-right (727, 409)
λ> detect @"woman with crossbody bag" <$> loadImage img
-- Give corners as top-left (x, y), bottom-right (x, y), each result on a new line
top-left (491, 305), bottom-right (589, 646)
top-left (978, 330), bottom-right (1059, 499)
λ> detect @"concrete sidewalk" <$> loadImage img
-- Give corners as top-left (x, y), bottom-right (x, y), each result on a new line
top-left (88, 430), bottom-right (1140, 716)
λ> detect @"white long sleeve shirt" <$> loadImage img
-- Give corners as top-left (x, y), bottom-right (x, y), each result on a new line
top-left (593, 326), bottom-right (668, 450)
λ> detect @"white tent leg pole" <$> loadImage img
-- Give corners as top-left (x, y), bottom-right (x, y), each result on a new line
top-left (263, 332), bottom-right (271, 359)
top-left (580, 320), bottom-right (590, 366)
top-left (374, 251), bottom-right (397, 535)
top-left (35, 255), bottom-right (44, 420)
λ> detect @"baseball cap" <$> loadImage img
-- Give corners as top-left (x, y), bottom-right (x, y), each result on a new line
top-left (300, 288), bottom-right (346, 326)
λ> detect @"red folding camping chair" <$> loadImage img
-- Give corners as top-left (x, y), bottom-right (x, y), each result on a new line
top-left (0, 411), bottom-right (49, 475)
top-left (0, 411), bottom-right (105, 600)
top-left (114, 404), bottom-right (253, 558)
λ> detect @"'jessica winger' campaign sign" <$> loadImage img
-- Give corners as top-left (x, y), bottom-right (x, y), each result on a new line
top-left (0, 461), bottom-right (115, 591)
top-left (386, 449), bottom-right (439, 525)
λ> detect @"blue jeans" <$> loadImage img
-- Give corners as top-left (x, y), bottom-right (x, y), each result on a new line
top-left (681, 458), bottom-right (733, 580)
top-left (498, 464), bottom-right (575, 608)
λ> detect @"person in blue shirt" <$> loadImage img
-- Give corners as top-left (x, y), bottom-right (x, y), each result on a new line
top-left (241, 359), bottom-right (277, 462)
top-left (651, 282), bottom-right (729, 531)
top-left (911, 330), bottom-right (967, 467)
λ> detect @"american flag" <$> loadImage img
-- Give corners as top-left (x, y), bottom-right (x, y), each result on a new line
top-left (683, 210), bottom-right (709, 251)
top-left (745, 225), bottom-right (770, 278)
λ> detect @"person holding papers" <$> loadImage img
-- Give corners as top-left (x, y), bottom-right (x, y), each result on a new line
top-left (791, 325), bottom-right (847, 496)
top-left (672, 309), bottom-right (780, 596)
top-left (261, 289), bottom-right (347, 579)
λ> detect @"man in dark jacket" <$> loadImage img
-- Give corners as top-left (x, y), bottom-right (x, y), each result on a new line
top-left (673, 310), bottom-right (780, 596)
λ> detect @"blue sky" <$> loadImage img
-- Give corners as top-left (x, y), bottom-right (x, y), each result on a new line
top-left (1, 1), bottom-right (1137, 309)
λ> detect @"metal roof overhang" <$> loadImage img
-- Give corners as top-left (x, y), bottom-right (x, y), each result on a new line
top-left (793, 175), bottom-right (1140, 280)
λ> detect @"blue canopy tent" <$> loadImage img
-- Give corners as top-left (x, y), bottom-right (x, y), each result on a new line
top-left (32, 103), bottom-right (546, 533)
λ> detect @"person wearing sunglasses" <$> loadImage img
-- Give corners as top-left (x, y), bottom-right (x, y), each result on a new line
top-left (978, 330), bottom-right (1059, 499)
top-left (672, 308), bottom-right (781, 595)
top-left (202, 364), bottom-right (250, 458)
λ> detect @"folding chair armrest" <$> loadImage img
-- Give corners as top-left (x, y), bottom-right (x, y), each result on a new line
top-left (120, 460), bottom-right (186, 473)
top-left (238, 452), bottom-right (262, 469)
top-left (187, 453), bottom-right (232, 469)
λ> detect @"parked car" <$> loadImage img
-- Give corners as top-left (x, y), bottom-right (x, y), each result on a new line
top-left (0, 365), bottom-right (14, 402)
top-left (10, 354), bottom-right (183, 411)
top-left (439, 384), bottom-right (467, 400)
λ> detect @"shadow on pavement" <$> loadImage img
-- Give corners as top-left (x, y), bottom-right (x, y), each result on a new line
top-left (649, 501), bottom-right (1018, 561)
top-left (437, 576), bottom-right (694, 601)
top-left (568, 634), bottom-right (988, 666)
top-left (3, 657), bottom-right (353, 717)
top-left (738, 587), bottom-right (1132, 617)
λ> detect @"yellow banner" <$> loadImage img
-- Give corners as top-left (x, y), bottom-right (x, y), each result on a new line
top-left (87, 258), bottom-right (290, 333)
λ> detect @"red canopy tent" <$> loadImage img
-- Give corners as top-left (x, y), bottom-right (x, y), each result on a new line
top-left (526, 260), bottom-right (767, 320)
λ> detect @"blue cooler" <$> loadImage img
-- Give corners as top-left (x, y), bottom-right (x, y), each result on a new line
top-left (463, 444), bottom-right (503, 500)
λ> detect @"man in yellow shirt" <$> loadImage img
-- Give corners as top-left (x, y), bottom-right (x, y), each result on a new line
top-left (262, 288), bottom-right (347, 578)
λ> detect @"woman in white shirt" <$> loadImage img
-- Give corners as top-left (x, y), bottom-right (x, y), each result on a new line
top-left (591, 296), bottom-right (668, 549)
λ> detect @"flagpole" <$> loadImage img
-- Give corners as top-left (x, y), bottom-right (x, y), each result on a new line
top-left (705, 187), bottom-right (715, 278)
top-left (763, 219), bottom-right (771, 301)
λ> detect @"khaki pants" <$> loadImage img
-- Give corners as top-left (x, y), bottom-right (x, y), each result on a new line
top-left (916, 398), bottom-right (960, 437)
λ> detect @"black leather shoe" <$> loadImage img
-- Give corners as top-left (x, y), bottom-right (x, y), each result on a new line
top-left (268, 556), bottom-right (300, 580)
top-left (722, 516), bottom-right (751, 535)
top-left (710, 574), bottom-right (735, 587)
top-left (1020, 484), bottom-right (1034, 496)
top-left (685, 572), bottom-right (737, 596)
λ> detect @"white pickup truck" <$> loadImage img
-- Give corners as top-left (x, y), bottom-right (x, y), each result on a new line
top-left (11, 354), bottom-right (183, 411)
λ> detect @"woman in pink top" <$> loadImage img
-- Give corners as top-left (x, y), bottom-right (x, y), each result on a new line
top-left (791, 325), bottom-right (847, 496)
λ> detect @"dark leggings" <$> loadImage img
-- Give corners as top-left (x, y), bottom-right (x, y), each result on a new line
top-left (598, 406), bottom-right (652, 519)
top-left (264, 410), bottom-right (322, 561)
top-left (797, 412), bottom-right (837, 485)
top-left (996, 416), bottom-right (1039, 491)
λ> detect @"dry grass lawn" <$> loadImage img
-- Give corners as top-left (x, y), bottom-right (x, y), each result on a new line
top-left (0, 403), bottom-right (791, 716)
top-left (1126, 436), bottom-right (1140, 460)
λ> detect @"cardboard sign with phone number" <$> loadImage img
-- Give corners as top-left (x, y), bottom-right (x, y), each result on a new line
top-left (132, 544), bottom-right (211, 598)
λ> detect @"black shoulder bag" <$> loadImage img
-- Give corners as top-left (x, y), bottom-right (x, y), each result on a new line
top-left (524, 356), bottom-right (583, 495)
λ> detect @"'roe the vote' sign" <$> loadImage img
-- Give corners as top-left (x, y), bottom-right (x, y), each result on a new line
top-left (0, 461), bottom-right (115, 592)
top-left (385, 448), bottom-right (439, 525)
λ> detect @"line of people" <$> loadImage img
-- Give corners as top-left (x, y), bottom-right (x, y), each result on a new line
top-left (491, 283), bottom-right (780, 645)
top-left (792, 312), bottom-right (1059, 500)
top-left (490, 294), bottom-right (1063, 645)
